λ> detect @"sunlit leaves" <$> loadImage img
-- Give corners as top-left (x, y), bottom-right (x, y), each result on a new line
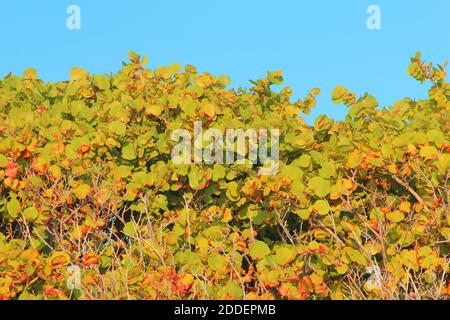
top-left (332, 86), bottom-right (349, 104)
top-left (267, 70), bottom-right (284, 85)
top-left (286, 105), bottom-right (301, 115)
top-left (93, 75), bottom-right (110, 91)
top-left (0, 52), bottom-right (448, 301)
top-left (69, 67), bottom-right (89, 81)
top-left (398, 201), bottom-right (411, 213)
top-left (23, 68), bottom-right (37, 80)
top-left (127, 50), bottom-right (141, 63)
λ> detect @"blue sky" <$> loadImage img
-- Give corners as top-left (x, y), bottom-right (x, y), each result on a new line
top-left (1, 0), bottom-right (449, 121)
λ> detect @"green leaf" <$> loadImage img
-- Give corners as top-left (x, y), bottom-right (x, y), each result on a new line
top-left (69, 101), bottom-right (85, 117)
top-left (250, 241), bottom-right (270, 260)
top-left (267, 70), bottom-right (283, 85)
top-left (123, 221), bottom-right (138, 237)
top-left (0, 154), bottom-right (8, 168)
top-left (122, 143), bottom-right (137, 160)
top-left (218, 282), bottom-right (243, 300)
top-left (153, 194), bottom-right (168, 211)
top-left (226, 181), bottom-right (240, 202)
top-left (436, 154), bottom-right (450, 174)
top-left (281, 165), bottom-right (303, 180)
top-left (49, 165), bottom-right (63, 180)
top-left (297, 155), bottom-right (311, 168)
top-left (319, 162), bottom-right (337, 179)
top-left (207, 252), bottom-right (228, 274)
top-left (343, 247), bottom-right (367, 266)
top-left (7, 198), bottom-right (21, 219)
top-left (336, 264), bottom-right (349, 275)
top-left (314, 199), bottom-right (330, 215)
top-left (274, 247), bottom-right (296, 265)
top-left (212, 164), bottom-right (226, 182)
top-left (386, 210), bottom-right (405, 223)
top-left (93, 75), bottom-right (110, 90)
top-left (109, 121), bottom-right (127, 135)
top-left (72, 184), bottom-right (91, 200)
top-left (294, 209), bottom-right (311, 220)
top-left (23, 207), bottom-right (39, 221)
top-left (290, 180), bottom-right (305, 196)
top-left (308, 177), bottom-right (331, 198)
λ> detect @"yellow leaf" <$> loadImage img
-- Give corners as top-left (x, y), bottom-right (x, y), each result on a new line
top-left (23, 68), bottom-right (37, 80)
top-left (181, 274), bottom-right (195, 287)
top-left (386, 210), bottom-right (405, 223)
top-left (71, 226), bottom-right (83, 241)
top-left (414, 203), bottom-right (424, 213)
top-left (336, 264), bottom-right (349, 275)
top-left (310, 88), bottom-right (321, 96)
top-left (310, 273), bottom-right (323, 286)
top-left (70, 67), bottom-right (89, 81)
top-left (399, 201), bottom-right (411, 213)
top-left (387, 164), bottom-right (398, 174)
top-left (286, 105), bottom-right (301, 115)
top-left (145, 104), bottom-right (163, 117)
top-left (420, 145), bottom-right (438, 160)
top-left (347, 150), bottom-right (361, 168)
top-left (73, 184), bottom-right (91, 200)
top-left (202, 103), bottom-right (216, 119)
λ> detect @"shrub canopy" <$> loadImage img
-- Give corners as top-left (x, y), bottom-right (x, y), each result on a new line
top-left (0, 52), bottom-right (449, 300)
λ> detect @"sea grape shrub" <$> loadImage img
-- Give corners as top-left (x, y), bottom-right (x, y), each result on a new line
top-left (0, 52), bottom-right (449, 300)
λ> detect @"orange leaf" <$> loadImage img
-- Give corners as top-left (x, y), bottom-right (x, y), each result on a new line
top-left (83, 252), bottom-right (100, 267)
top-left (5, 162), bottom-right (18, 179)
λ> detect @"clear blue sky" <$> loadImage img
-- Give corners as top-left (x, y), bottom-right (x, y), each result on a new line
top-left (1, 0), bottom-right (449, 121)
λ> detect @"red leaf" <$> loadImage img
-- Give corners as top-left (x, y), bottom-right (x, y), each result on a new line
top-left (5, 162), bottom-right (18, 179)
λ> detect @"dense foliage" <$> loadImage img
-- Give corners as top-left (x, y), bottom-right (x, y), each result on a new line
top-left (0, 52), bottom-right (449, 300)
